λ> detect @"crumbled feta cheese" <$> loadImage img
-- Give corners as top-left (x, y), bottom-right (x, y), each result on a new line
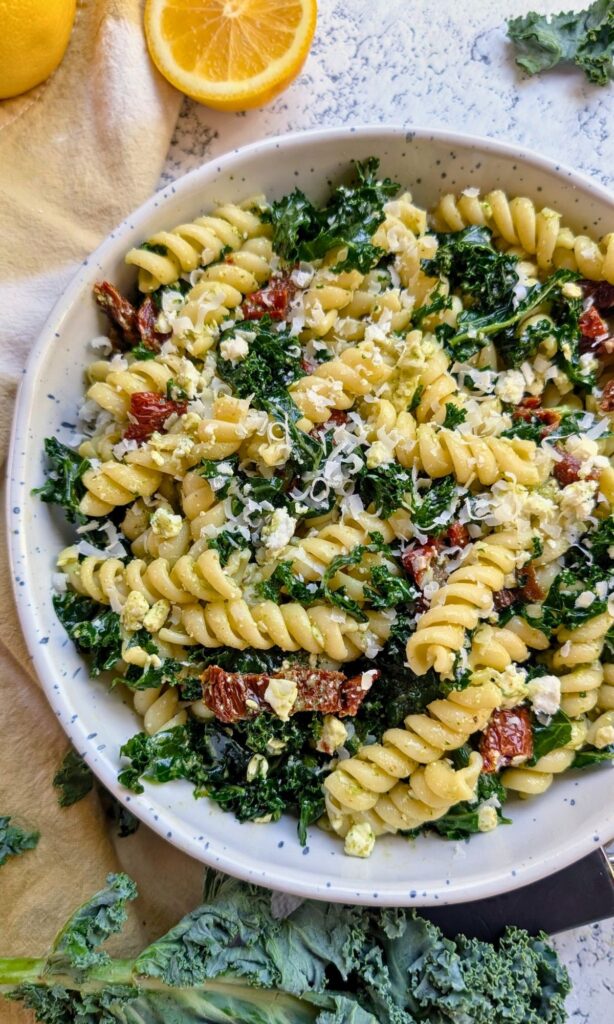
top-left (246, 754), bottom-right (269, 782)
top-left (264, 677), bottom-right (298, 722)
top-left (587, 711), bottom-right (614, 749)
top-left (143, 599), bottom-right (170, 633)
top-left (121, 590), bottom-right (150, 632)
top-left (366, 439), bottom-right (394, 469)
top-left (344, 821), bottom-right (376, 858)
top-left (360, 669), bottom-right (378, 691)
top-left (527, 674), bottom-right (561, 720)
top-left (89, 335), bottom-right (113, 355)
top-left (316, 715), bottom-right (348, 755)
top-left (495, 664), bottom-right (529, 708)
top-left (150, 508), bottom-right (183, 539)
top-left (261, 508), bottom-right (297, 555)
top-left (220, 334), bottom-right (250, 363)
top-left (477, 805), bottom-right (499, 833)
top-left (495, 369), bottom-right (526, 406)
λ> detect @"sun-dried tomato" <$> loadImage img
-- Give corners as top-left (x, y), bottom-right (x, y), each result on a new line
top-left (581, 280), bottom-right (614, 315)
top-left (446, 522), bottom-right (470, 548)
top-left (599, 379), bottom-right (614, 412)
top-left (308, 409), bottom-right (349, 440)
top-left (493, 587), bottom-right (518, 611)
top-left (553, 450), bottom-right (583, 486)
top-left (123, 392), bottom-right (188, 442)
top-left (301, 356), bottom-right (318, 375)
top-left (512, 397), bottom-right (561, 437)
top-left (516, 562), bottom-right (544, 602)
top-left (136, 296), bottom-right (170, 352)
top-left (93, 281), bottom-right (139, 344)
top-left (580, 306), bottom-right (608, 341)
top-left (241, 273), bottom-right (294, 321)
top-left (201, 665), bottom-right (377, 723)
top-left (480, 707), bottom-right (533, 773)
top-left (401, 539), bottom-right (442, 588)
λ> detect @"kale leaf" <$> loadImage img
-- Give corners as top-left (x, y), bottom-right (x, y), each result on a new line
top-left (0, 815), bottom-right (40, 867)
top-left (53, 750), bottom-right (94, 807)
top-left (257, 561), bottom-right (319, 604)
top-left (266, 158), bottom-right (399, 272)
top-left (438, 267), bottom-right (578, 364)
top-left (423, 225), bottom-right (519, 312)
top-left (529, 710), bottom-right (573, 764)
top-left (216, 317), bottom-right (303, 404)
top-left (3, 871), bottom-right (572, 1024)
top-left (207, 530), bottom-right (250, 566)
top-left (118, 717), bottom-right (327, 846)
top-left (508, 0), bottom-right (614, 86)
top-left (356, 461), bottom-right (413, 518)
top-left (198, 456), bottom-right (238, 498)
top-left (53, 592), bottom-right (123, 675)
top-left (573, 746), bottom-right (614, 768)
top-left (412, 288), bottom-right (453, 327)
top-left (363, 563), bottom-right (417, 610)
top-left (442, 403), bottom-right (467, 429)
top-left (411, 475), bottom-right (459, 535)
top-left (33, 438), bottom-right (91, 524)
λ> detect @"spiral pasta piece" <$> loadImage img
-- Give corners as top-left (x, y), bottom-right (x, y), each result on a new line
top-left (125, 202), bottom-right (270, 292)
top-left (468, 617), bottom-right (549, 672)
top-left (86, 359), bottom-right (175, 419)
top-left (407, 530), bottom-right (524, 678)
top-left (80, 462), bottom-right (163, 517)
top-left (598, 664), bottom-right (614, 712)
top-left (179, 237), bottom-right (274, 333)
top-left (289, 341), bottom-right (394, 427)
top-left (276, 512), bottom-right (395, 602)
top-left (324, 678), bottom-right (500, 828)
top-left (175, 599), bottom-right (392, 662)
top-left (550, 611), bottom-right (613, 717)
top-left (385, 330), bottom-right (459, 423)
top-left (59, 550), bottom-right (127, 608)
top-left (133, 687), bottom-right (187, 735)
top-left (326, 750), bottom-right (483, 839)
top-left (124, 544), bottom-right (244, 608)
top-left (433, 189), bottom-right (614, 282)
top-left (331, 272), bottom-right (414, 342)
top-left (413, 424), bottom-right (541, 487)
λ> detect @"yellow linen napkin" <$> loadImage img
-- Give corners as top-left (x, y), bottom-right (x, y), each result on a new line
top-left (0, 5), bottom-right (205, 1020)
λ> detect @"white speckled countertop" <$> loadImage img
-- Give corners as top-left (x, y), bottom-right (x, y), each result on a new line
top-left (160, 1), bottom-right (614, 1016)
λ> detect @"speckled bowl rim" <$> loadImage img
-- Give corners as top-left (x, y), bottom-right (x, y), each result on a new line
top-left (8, 124), bottom-right (614, 906)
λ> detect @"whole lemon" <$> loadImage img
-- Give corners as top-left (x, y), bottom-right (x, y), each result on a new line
top-left (0, 0), bottom-right (77, 100)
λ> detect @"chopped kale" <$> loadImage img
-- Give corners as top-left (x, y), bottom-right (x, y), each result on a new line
top-left (198, 457), bottom-right (238, 498)
top-left (586, 514), bottom-right (614, 565)
top-left (423, 225), bottom-right (519, 313)
top-left (408, 382), bottom-right (425, 411)
top-left (118, 716), bottom-right (326, 846)
top-left (508, 0), bottom-right (614, 86)
top-left (118, 657), bottom-right (186, 692)
top-left (529, 710), bottom-right (573, 765)
top-left (363, 563), bottom-right (417, 610)
top-left (187, 645), bottom-right (289, 675)
top-left (257, 561), bottom-right (319, 604)
top-left (216, 317), bottom-right (303, 404)
top-left (502, 408), bottom-right (587, 442)
top-left (266, 158), bottom-right (399, 272)
top-left (53, 750), bottom-right (94, 807)
top-left (0, 815), bottom-right (40, 867)
top-left (442, 403), bottom-right (468, 429)
top-left (356, 461), bottom-right (413, 518)
top-left (34, 438), bottom-right (91, 524)
top-left (321, 533), bottom-right (392, 621)
top-left (53, 592), bottom-right (123, 675)
top-left (130, 343), bottom-right (157, 361)
top-left (573, 746), bottom-right (614, 768)
top-left (412, 288), bottom-right (453, 327)
top-left (411, 474), bottom-right (459, 535)
top-left (207, 530), bottom-right (250, 566)
top-left (437, 268), bottom-right (578, 364)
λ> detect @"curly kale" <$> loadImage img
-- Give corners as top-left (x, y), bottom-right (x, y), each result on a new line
top-left (0, 815), bottom-right (40, 867)
top-left (266, 157), bottom-right (399, 272)
top-left (508, 0), bottom-right (614, 86)
top-left (3, 872), bottom-right (571, 1024)
top-left (53, 592), bottom-right (123, 676)
top-left (33, 438), bottom-right (91, 525)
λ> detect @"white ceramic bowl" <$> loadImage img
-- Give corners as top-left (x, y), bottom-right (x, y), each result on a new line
top-left (9, 126), bottom-right (614, 906)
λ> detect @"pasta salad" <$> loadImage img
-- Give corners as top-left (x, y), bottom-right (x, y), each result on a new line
top-left (37, 159), bottom-right (614, 857)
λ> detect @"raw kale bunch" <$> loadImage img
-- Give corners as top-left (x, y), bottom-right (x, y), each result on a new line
top-left (2, 871), bottom-right (571, 1024)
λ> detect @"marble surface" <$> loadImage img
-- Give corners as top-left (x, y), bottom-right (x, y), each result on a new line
top-left (160, 1), bottom-right (614, 1017)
